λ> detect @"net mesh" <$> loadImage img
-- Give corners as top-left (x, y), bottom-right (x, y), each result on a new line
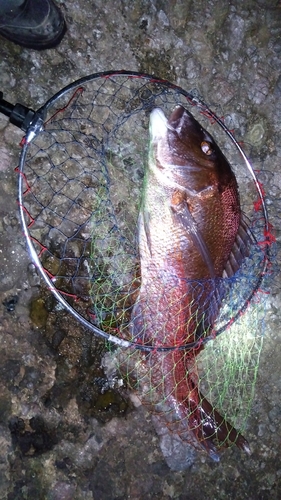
top-left (18, 73), bottom-right (275, 458)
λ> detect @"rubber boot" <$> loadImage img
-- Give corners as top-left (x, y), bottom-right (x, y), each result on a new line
top-left (0, 0), bottom-right (66, 50)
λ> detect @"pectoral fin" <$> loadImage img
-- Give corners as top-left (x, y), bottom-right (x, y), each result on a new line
top-left (171, 197), bottom-right (215, 278)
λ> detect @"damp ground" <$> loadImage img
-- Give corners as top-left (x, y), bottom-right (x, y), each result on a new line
top-left (0, 1), bottom-right (281, 499)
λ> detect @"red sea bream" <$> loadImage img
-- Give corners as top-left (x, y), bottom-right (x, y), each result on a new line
top-left (130, 105), bottom-right (251, 461)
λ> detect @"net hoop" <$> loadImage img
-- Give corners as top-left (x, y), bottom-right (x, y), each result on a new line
top-left (17, 70), bottom-right (272, 352)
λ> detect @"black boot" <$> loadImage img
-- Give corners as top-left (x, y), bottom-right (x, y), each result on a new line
top-left (0, 0), bottom-right (66, 50)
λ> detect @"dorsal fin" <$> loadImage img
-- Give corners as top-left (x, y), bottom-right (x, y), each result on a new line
top-left (223, 217), bottom-right (254, 278)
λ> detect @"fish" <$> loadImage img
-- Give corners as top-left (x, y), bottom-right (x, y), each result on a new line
top-left (129, 105), bottom-right (251, 461)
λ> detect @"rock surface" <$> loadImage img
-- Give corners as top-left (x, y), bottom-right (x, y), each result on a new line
top-left (0, 0), bottom-right (280, 498)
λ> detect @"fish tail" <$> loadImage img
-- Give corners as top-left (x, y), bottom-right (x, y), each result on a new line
top-left (197, 391), bottom-right (251, 456)
top-left (182, 379), bottom-right (251, 460)
top-left (158, 353), bottom-right (250, 460)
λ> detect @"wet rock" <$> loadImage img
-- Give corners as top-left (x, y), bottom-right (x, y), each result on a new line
top-left (152, 415), bottom-right (196, 472)
top-left (9, 415), bottom-right (59, 456)
top-left (29, 297), bottom-right (49, 328)
top-left (0, 242), bottom-right (28, 292)
top-left (2, 295), bottom-right (18, 312)
top-left (0, 0), bottom-right (280, 499)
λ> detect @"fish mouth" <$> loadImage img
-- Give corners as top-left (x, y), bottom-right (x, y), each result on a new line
top-left (168, 105), bottom-right (192, 131)
top-left (150, 106), bottom-right (193, 141)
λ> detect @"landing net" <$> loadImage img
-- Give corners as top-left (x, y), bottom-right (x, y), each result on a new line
top-left (17, 71), bottom-right (275, 456)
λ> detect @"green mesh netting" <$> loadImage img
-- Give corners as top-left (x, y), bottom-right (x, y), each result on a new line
top-left (116, 275), bottom-right (265, 459)
top-left (19, 73), bottom-right (273, 460)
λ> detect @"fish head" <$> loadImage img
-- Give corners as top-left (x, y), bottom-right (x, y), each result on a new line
top-left (149, 105), bottom-right (234, 193)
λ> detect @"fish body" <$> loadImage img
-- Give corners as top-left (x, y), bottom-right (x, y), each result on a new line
top-left (130, 105), bottom-right (250, 460)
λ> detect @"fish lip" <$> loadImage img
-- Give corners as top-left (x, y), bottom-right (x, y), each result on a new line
top-left (149, 108), bottom-right (168, 141)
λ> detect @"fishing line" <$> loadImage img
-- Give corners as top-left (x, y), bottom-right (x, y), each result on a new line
top-left (0, 70), bottom-right (274, 353)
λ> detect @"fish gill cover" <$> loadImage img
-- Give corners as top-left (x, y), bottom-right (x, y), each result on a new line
top-left (18, 73), bottom-right (276, 462)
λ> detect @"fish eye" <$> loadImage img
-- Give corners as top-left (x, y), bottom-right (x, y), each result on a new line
top-left (201, 141), bottom-right (214, 156)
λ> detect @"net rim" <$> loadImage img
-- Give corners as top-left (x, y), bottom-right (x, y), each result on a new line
top-left (17, 70), bottom-right (272, 351)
